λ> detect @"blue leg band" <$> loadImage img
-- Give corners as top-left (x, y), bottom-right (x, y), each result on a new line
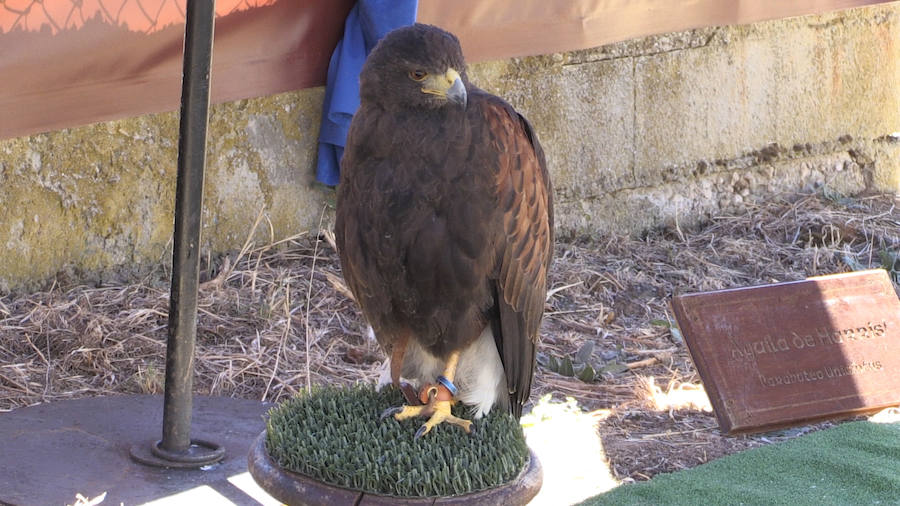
top-left (436, 375), bottom-right (459, 397)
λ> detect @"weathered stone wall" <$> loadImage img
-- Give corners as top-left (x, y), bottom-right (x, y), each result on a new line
top-left (0, 90), bottom-right (327, 291)
top-left (468, 3), bottom-right (900, 234)
top-left (1, 3), bottom-right (898, 291)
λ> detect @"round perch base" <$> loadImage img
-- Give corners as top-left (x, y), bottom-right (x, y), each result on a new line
top-left (247, 386), bottom-right (542, 505)
top-left (248, 431), bottom-right (542, 505)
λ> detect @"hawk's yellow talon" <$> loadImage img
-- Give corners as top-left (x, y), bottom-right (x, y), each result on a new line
top-left (388, 399), bottom-right (472, 438)
top-left (390, 404), bottom-right (432, 421)
top-left (382, 397), bottom-right (473, 437)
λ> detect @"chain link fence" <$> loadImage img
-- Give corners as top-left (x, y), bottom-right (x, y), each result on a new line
top-left (1, 0), bottom-right (273, 34)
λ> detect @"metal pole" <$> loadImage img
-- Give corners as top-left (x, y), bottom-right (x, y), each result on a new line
top-left (131, 0), bottom-right (224, 468)
top-left (161, 0), bottom-right (216, 455)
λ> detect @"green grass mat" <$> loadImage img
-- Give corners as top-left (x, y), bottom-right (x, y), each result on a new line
top-left (583, 421), bottom-right (900, 505)
top-left (265, 385), bottom-right (528, 497)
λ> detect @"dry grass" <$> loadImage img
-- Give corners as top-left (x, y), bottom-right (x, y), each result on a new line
top-left (1, 191), bottom-right (898, 482)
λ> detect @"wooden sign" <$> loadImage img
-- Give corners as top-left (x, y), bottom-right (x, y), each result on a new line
top-left (672, 269), bottom-right (900, 434)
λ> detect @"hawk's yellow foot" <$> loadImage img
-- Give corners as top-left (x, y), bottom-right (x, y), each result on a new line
top-left (379, 398), bottom-right (473, 438)
top-left (380, 402), bottom-right (432, 421)
top-left (413, 399), bottom-right (473, 439)
top-left (379, 374), bottom-right (473, 438)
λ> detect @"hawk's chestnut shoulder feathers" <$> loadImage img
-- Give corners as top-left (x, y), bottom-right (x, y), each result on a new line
top-left (334, 23), bottom-right (553, 419)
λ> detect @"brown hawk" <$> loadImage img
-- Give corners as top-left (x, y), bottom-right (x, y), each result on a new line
top-left (335, 23), bottom-right (553, 437)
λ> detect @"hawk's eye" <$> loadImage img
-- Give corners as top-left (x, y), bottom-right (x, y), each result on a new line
top-left (409, 70), bottom-right (428, 81)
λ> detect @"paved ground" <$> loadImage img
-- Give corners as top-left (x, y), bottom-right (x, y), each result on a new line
top-left (0, 395), bottom-right (279, 505)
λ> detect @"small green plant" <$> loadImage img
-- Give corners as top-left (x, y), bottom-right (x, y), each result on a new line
top-left (879, 249), bottom-right (900, 284)
top-left (842, 249), bottom-right (900, 285)
top-left (650, 318), bottom-right (684, 343)
top-left (265, 385), bottom-right (529, 497)
top-left (821, 184), bottom-right (868, 209)
top-left (538, 341), bottom-right (629, 383)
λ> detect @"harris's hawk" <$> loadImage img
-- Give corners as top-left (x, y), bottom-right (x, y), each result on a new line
top-left (335, 24), bottom-right (553, 437)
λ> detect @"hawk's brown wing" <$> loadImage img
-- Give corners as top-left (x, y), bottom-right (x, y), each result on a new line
top-left (473, 92), bottom-right (554, 417)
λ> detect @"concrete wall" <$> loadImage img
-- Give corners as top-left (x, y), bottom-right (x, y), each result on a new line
top-left (1, 3), bottom-right (898, 291)
top-left (467, 3), bottom-right (900, 234)
top-left (0, 90), bottom-right (328, 291)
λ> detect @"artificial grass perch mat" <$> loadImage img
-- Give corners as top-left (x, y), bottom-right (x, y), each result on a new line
top-left (261, 385), bottom-right (531, 498)
top-left (583, 420), bottom-right (900, 505)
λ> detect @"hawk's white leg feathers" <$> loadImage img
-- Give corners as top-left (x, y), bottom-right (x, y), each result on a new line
top-left (378, 326), bottom-right (506, 418)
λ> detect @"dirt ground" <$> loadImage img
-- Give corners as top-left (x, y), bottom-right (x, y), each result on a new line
top-left (1, 191), bottom-right (898, 483)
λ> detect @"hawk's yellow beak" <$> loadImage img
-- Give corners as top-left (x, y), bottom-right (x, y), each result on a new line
top-left (421, 68), bottom-right (467, 107)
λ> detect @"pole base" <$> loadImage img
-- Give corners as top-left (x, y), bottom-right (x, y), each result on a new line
top-left (130, 438), bottom-right (225, 469)
top-left (0, 395), bottom-right (269, 504)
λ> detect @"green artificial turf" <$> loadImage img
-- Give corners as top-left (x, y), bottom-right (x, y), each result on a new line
top-left (265, 385), bottom-right (529, 497)
top-left (583, 421), bottom-right (900, 505)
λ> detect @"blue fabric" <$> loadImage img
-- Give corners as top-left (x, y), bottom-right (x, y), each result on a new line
top-left (316, 0), bottom-right (418, 186)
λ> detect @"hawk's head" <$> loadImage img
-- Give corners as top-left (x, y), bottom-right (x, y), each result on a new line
top-left (360, 24), bottom-right (468, 111)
